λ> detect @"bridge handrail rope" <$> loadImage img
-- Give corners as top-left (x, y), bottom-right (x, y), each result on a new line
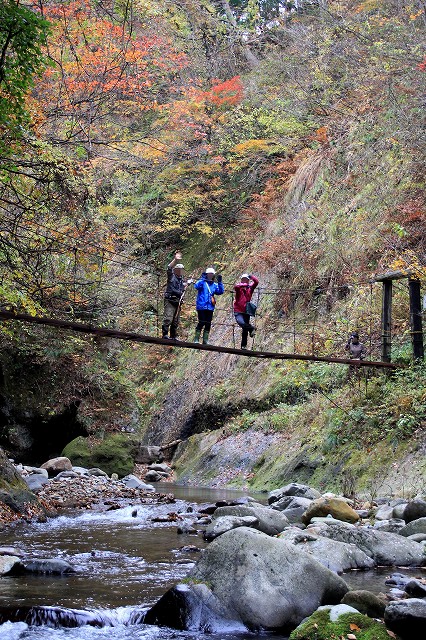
top-left (0, 310), bottom-right (400, 369)
top-left (2, 215), bottom-right (418, 364)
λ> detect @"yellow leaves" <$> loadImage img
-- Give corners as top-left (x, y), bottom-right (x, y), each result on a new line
top-left (232, 139), bottom-right (275, 156)
top-left (192, 222), bottom-right (214, 237)
top-left (349, 623), bottom-right (361, 631)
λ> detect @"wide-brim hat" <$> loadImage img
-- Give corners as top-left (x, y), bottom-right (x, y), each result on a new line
top-left (206, 267), bottom-right (216, 274)
top-left (240, 273), bottom-right (250, 280)
top-left (174, 263), bottom-right (184, 269)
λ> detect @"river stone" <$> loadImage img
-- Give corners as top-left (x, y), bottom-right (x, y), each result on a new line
top-left (374, 504), bottom-right (394, 521)
top-left (70, 466), bottom-right (90, 476)
top-left (403, 499), bottom-right (426, 523)
top-left (393, 502), bottom-right (408, 519)
top-left (302, 497), bottom-right (359, 525)
top-left (278, 527), bottom-right (375, 573)
top-left (135, 445), bottom-right (163, 464)
top-left (144, 582), bottom-right (248, 633)
top-left (384, 598), bottom-right (426, 639)
top-left (271, 496), bottom-right (312, 512)
top-left (88, 468), bottom-right (108, 477)
top-left (399, 517), bottom-right (426, 537)
top-left (212, 504), bottom-right (289, 536)
top-left (279, 507), bottom-right (308, 524)
top-left (373, 518), bottom-right (406, 534)
top-left (318, 521), bottom-right (426, 566)
top-left (341, 590), bottom-right (387, 618)
top-left (404, 579), bottom-right (426, 598)
top-left (40, 457), bottom-right (72, 476)
top-left (0, 555), bottom-right (22, 576)
top-left (268, 483), bottom-right (321, 505)
top-left (22, 559), bottom-right (76, 574)
top-left (145, 470), bottom-right (164, 482)
top-left (145, 527), bottom-right (348, 632)
top-left (204, 515), bottom-right (259, 541)
top-left (121, 474), bottom-right (154, 491)
top-left (22, 466), bottom-right (49, 478)
top-left (148, 463), bottom-right (172, 474)
top-left (23, 474), bottom-right (49, 492)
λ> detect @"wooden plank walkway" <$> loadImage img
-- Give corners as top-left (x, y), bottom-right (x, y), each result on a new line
top-left (0, 310), bottom-right (400, 368)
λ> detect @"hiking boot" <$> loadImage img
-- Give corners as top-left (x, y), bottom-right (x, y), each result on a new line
top-left (202, 329), bottom-right (210, 345)
top-left (249, 327), bottom-right (256, 337)
top-left (194, 328), bottom-right (201, 343)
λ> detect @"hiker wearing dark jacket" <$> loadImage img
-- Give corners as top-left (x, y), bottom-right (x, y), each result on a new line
top-left (162, 252), bottom-right (188, 340)
top-left (234, 273), bottom-right (259, 349)
top-left (345, 332), bottom-right (365, 359)
top-left (193, 267), bottom-right (224, 344)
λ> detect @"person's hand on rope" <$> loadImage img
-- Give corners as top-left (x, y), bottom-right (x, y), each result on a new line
top-left (217, 274), bottom-right (222, 283)
top-left (175, 251), bottom-right (182, 261)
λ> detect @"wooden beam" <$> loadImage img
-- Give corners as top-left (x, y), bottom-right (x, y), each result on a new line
top-left (374, 270), bottom-right (414, 282)
top-left (409, 278), bottom-right (424, 361)
top-left (0, 309), bottom-right (400, 368)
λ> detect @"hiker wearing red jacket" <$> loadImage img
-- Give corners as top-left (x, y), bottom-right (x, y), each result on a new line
top-left (234, 273), bottom-right (259, 349)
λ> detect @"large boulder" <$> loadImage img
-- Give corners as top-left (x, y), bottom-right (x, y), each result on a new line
top-left (62, 434), bottom-right (136, 478)
top-left (318, 521), bottom-right (426, 566)
top-left (144, 527), bottom-right (348, 633)
top-left (278, 528), bottom-right (374, 574)
top-left (40, 457), bottom-right (72, 476)
top-left (302, 497), bottom-right (359, 525)
top-left (384, 598), bottom-right (426, 639)
top-left (212, 504), bottom-right (289, 536)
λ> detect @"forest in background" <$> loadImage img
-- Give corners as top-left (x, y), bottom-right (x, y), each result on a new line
top-left (0, 0), bottom-right (425, 493)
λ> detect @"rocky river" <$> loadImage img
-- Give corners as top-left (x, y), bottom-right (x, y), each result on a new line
top-left (1, 469), bottom-right (426, 640)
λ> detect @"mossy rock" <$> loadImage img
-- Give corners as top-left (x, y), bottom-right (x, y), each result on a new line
top-left (62, 437), bottom-right (93, 469)
top-left (91, 434), bottom-right (136, 478)
top-left (0, 448), bottom-right (39, 512)
top-left (62, 434), bottom-right (136, 478)
top-left (289, 609), bottom-right (390, 640)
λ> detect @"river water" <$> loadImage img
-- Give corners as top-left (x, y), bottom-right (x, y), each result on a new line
top-left (0, 484), bottom-right (417, 640)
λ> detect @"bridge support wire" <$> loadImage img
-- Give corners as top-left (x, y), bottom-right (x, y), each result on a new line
top-left (0, 310), bottom-right (400, 369)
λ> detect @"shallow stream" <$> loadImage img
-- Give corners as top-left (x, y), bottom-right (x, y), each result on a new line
top-left (0, 484), bottom-right (419, 640)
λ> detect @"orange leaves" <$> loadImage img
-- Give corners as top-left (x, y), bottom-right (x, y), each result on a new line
top-left (35, 1), bottom-right (188, 148)
top-left (202, 76), bottom-right (244, 107)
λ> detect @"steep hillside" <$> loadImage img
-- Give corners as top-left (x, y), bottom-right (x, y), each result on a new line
top-left (1, 1), bottom-right (425, 500)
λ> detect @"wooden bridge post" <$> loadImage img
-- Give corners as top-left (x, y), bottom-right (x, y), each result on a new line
top-left (381, 279), bottom-right (392, 362)
top-left (409, 278), bottom-right (424, 361)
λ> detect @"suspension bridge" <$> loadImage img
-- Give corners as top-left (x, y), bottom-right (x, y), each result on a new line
top-left (1, 212), bottom-right (423, 370)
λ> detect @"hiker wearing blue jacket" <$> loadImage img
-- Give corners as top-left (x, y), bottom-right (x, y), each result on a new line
top-left (193, 267), bottom-right (224, 344)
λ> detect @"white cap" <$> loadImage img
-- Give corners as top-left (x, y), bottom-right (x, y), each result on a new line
top-left (241, 273), bottom-right (250, 280)
top-left (206, 267), bottom-right (216, 274)
top-left (174, 263), bottom-right (184, 269)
